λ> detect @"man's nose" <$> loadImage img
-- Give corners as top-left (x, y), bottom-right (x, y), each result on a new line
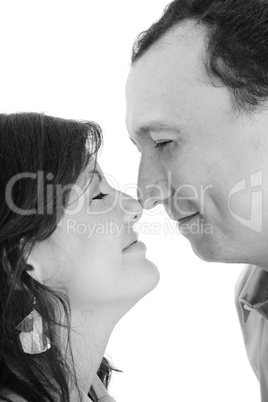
top-left (137, 157), bottom-right (171, 210)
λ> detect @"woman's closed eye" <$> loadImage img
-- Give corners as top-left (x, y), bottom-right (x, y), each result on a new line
top-left (91, 192), bottom-right (108, 202)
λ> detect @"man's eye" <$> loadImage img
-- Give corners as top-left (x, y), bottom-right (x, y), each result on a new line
top-left (91, 192), bottom-right (108, 201)
top-left (132, 142), bottom-right (141, 153)
top-left (154, 140), bottom-right (173, 150)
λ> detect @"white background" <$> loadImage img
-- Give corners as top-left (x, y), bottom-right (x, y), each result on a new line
top-left (0, 1), bottom-right (260, 401)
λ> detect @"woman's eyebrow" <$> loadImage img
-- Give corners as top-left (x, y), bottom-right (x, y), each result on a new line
top-left (79, 169), bottom-right (103, 190)
top-left (94, 169), bottom-right (103, 183)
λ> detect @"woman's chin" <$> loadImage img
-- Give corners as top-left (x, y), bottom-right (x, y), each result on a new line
top-left (122, 256), bottom-right (159, 296)
top-left (135, 258), bottom-right (160, 292)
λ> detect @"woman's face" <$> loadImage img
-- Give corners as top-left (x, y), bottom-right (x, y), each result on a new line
top-left (29, 162), bottom-right (159, 316)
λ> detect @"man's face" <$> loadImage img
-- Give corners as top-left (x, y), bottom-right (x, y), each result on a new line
top-left (126, 23), bottom-right (268, 266)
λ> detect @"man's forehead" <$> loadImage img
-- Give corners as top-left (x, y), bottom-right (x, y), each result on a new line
top-left (126, 22), bottom-right (209, 134)
top-left (131, 21), bottom-right (205, 67)
top-left (126, 23), bottom-right (206, 97)
top-left (164, 20), bottom-right (207, 47)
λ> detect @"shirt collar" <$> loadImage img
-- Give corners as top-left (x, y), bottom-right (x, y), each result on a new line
top-left (239, 265), bottom-right (268, 323)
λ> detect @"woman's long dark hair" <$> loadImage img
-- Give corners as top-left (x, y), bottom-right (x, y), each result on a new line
top-left (0, 113), bottom-right (113, 402)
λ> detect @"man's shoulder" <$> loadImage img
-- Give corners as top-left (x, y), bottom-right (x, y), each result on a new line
top-left (234, 264), bottom-right (254, 302)
top-left (234, 264), bottom-right (268, 327)
top-left (234, 264), bottom-right (259, 323)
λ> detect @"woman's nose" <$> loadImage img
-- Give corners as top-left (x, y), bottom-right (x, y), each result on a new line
top-left (120, 193), bottom-right (143, 224)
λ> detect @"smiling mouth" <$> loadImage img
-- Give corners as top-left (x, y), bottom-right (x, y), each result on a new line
top-left (178, 213), bottom-right (199, 223)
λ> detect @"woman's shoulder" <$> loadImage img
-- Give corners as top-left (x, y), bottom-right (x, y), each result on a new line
top-left (0, 398), bottom-right (28, 402)
top-left (0, 397), bottom-right (28, 402)
top-left (0, 390), bottom-right (29, 402)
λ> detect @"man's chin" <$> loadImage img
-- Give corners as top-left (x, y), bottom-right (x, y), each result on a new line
top-left (190, 239), bottom-right (239, 264)
top-left (182, 229), bottom-right (220, 262)
top-left (191, 244), bottom-right (217, 262)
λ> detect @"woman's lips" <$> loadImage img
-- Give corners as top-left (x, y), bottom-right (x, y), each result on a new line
top-left (122, 241), bottom-right (146, 253)
top-left (122, 240), bottom-right (138, 252)
top-left (122, 234), bottom-right (139, 251)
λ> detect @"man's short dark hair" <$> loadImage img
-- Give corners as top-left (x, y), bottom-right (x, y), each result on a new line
top-left (131, 0), bottom-right (268, 113)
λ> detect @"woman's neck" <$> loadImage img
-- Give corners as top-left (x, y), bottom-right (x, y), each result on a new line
top-left (68, 308), bottom-right (116, 396)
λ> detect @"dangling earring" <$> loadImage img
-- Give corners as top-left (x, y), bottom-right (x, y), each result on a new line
top-left (16, 297), bottom-right (51, 354)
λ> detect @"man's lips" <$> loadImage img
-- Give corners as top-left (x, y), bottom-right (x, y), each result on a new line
top-left (163, 206), bottom-right (199, 221)
top-left (177, 212), bottom-right (199, 223)
top-left (163, 202), bottom-right (199, 222)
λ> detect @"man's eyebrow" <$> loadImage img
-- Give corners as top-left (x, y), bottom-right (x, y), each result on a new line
top-left (136, 122), bottom-right (181, 136)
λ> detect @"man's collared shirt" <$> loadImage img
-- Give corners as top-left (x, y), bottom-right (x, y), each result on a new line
top-left (235, 264), bottom-right (268, 401)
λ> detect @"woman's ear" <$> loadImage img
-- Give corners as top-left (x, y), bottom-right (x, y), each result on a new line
top-left (24, 241), bottom-right (59, 286)
top-left (25, 250), bottom-right (44, 285)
